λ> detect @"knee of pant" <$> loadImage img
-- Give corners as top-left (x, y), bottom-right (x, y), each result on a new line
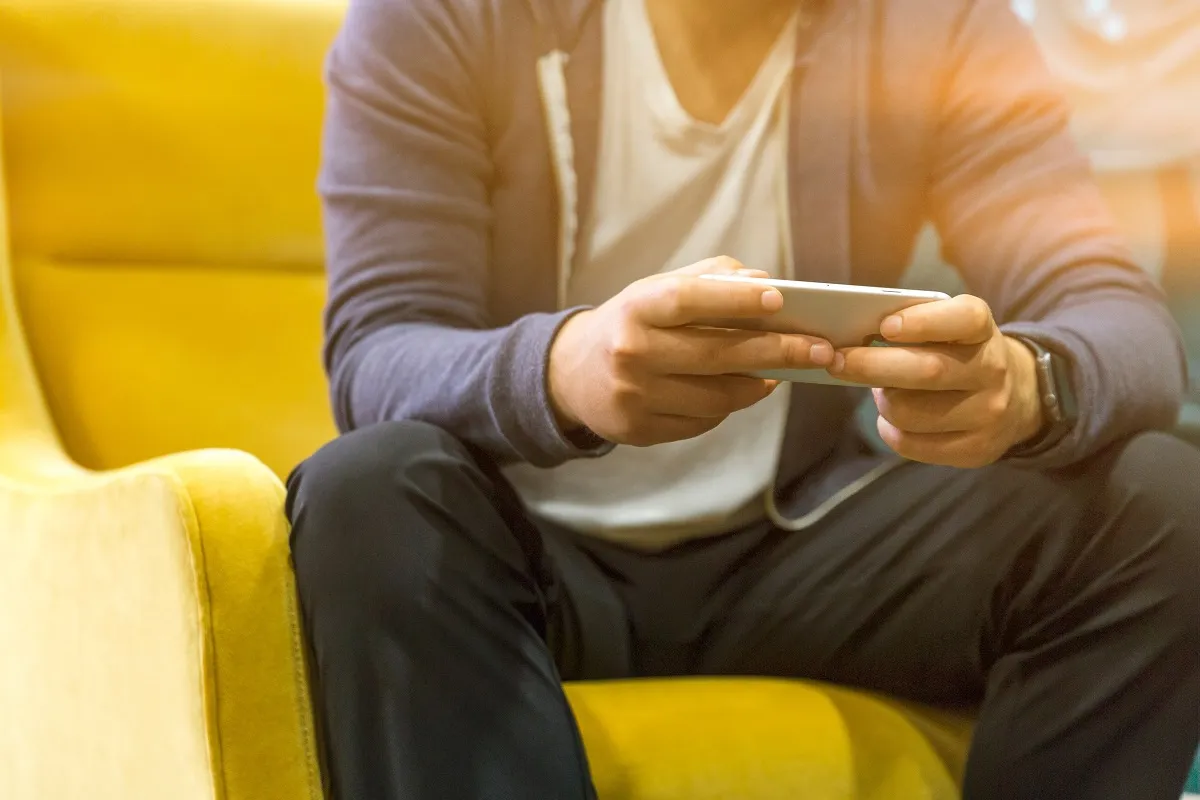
top-left (1107, 432), bottom-right (1200, 623)
top-left (286, 420), bottom-right (474, 598)
top-left (288, 419), bottom-right (469, 522)
top-left (1108, 432), bottom-right (1200, 530)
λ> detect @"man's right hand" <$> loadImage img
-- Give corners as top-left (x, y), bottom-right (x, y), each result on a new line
top-left (547, 257), bottom-right (834, 447)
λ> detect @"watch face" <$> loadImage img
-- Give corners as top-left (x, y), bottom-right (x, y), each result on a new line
top-left (1036, 352), bottom-right (1065, 424)
top-left (1047, 349), bottom-right (1079, 425)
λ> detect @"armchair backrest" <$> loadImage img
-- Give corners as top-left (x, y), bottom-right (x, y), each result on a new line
top-left (0, 0), bottom-right (344, 477)
top-left (0, 77), bottom-right (70, 481)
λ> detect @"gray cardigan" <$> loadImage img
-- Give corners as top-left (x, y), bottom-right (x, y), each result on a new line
top-left (318, 0), bottom-right (1186, 511)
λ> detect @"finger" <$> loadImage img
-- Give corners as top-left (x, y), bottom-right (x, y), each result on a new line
top-left (830, 343), bottom-right (983, 390)
top-left (628, 273), bottom-right (784, 328)
top-left (644, 374), bottom-right (777, 418)
top-left (875, 416), bottom-right (1001, 468)
top-left (873, 387), bottom-right (986, 434)
top-left (647, 326), bottom-right (835, 374)
top-left (668, 256), bottom-right (760, 277)
top-left (880, 294), bottom-right (995, 345)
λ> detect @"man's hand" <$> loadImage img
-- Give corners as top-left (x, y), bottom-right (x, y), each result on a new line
top-left (829, 295), bottom-right (1045, 468)
top-left (548, 258), bottom-right (834, 447)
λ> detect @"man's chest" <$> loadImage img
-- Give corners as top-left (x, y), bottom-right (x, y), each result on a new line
top-left (481, 0), bottom-right (943, 322)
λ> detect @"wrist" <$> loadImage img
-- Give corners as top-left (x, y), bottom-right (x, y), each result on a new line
top-left (548, 310), bottom-right (590, 433)
top-left (1005, 335), bottom-right (1046, 448)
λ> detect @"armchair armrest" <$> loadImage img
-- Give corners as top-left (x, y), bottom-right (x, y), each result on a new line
top-left (0, 448), bottom-right (323, 800)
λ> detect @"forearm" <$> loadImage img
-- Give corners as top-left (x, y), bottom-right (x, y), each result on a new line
top-left (928, 0), bottom-right (1188, 468)
top-left (331, 312), bottom-right (609, 468)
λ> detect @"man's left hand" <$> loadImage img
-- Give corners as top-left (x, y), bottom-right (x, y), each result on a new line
top-left (828, 295), bottom-right (1045, 468)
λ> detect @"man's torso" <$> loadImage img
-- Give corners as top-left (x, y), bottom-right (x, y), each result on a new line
top-left (502, 0), bottom-right (800, 545)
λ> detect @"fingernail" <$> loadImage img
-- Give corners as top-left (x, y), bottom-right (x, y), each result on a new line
top-left (810, 342), bottom-right (833, 365)
top-left (761, 289), bottom-right (783, 311)
top-left (881, 316), bottom-right (902, 338)
top-left (830, 353), bottom-right (845, 373)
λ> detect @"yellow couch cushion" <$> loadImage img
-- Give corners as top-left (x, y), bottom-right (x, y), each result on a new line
top-left (157, 449), bottom-right (323, 800)
top-left (0, 450), bottom-right (324, 800)
top-left (568, 679), bottom-right (969, 800)
top-left (13, 256), bottom-right (335, 478)
top-left (0, 0), bottom-right (339, 269)
top-left (1, 0), bottom-right (342, 476)
top-left (0, 470), bottom-right (219, 800)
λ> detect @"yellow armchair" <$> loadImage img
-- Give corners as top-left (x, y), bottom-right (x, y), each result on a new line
top-left (0, 86), bottom-right (323, 800)
top-left (0, 2), bottom-right (971, 798)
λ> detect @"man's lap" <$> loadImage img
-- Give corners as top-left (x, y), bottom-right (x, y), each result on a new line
top-left (288, 420), bottom-right (1199, 700)
top-left (288, 421), bottom-right (1200, 798)
top-left (536, 431), bottom-right (1200, 706)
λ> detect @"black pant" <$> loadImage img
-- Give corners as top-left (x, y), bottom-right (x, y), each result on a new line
top-left (286, 421), bottom-right (1200, 800)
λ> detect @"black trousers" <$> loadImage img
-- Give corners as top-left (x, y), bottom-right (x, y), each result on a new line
top-left (286, 421), bottom-right (1200, 800)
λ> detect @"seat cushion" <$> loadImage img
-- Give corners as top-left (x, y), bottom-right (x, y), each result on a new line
top-left (567, 679), bottom-right (970, 799)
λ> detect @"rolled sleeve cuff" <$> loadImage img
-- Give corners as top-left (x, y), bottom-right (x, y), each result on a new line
top-left (999, 321), bottom-right (1099, 470)
top-left (497, 307), bottom-right (615, 467)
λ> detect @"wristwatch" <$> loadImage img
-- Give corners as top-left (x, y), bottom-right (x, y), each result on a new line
top-left (1007, 336), bottom-right (1078, 457)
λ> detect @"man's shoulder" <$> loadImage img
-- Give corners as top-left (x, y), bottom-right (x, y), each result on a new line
top-left (867, 0), bottom-right (1032, 82)
top-left (874, 0), bottom-right (992, 24)
top-left (371, 0), bottom-right (548, 38)
top-left (871, 0), bottom-right (1000, 45)
top-left (332, 0), bottom-right (549, 97)
top-left (353, 0), bottom-right (610, 55)
top-left (337, 0), bottom-right (537, 51)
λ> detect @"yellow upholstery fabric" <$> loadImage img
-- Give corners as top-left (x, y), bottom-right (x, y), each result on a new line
top-left (0, 471), bottom-right (217, 800)
top-left (0, 1), bottom-right (974, 797)
top-left (0, 450), bottom-right (326, 800)
top-left (568, 680), bottom-right (967, 800)
top-left (147, 448), bottom-right (323, 800)
top-left (0, 0), bottom-right (339, 477)
top-left (0, 0), bottom-right (336, 268)
top-left (0, 76), bottom-right (322, 799)
top-left (15, 257), bottom-right (331, 478)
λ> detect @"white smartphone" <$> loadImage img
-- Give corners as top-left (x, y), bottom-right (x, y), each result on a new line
top-left (697, 274), bottom-right (952, 385)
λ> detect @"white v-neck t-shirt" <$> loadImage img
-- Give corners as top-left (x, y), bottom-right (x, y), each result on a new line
top-left (504, 0), bottom-right (798, 549)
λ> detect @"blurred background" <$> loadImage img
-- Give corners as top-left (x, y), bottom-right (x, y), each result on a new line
top-left (907, 0), bottom-right (1200, 447)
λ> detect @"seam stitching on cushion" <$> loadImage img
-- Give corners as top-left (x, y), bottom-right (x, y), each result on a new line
top-left (157, 469), bottom-right (227, 800)
top-left (282, 553), bottom-right (324, 799)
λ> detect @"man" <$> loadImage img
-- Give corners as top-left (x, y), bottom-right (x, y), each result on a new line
top-left (287, 0), bottom-right (1200, 797)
